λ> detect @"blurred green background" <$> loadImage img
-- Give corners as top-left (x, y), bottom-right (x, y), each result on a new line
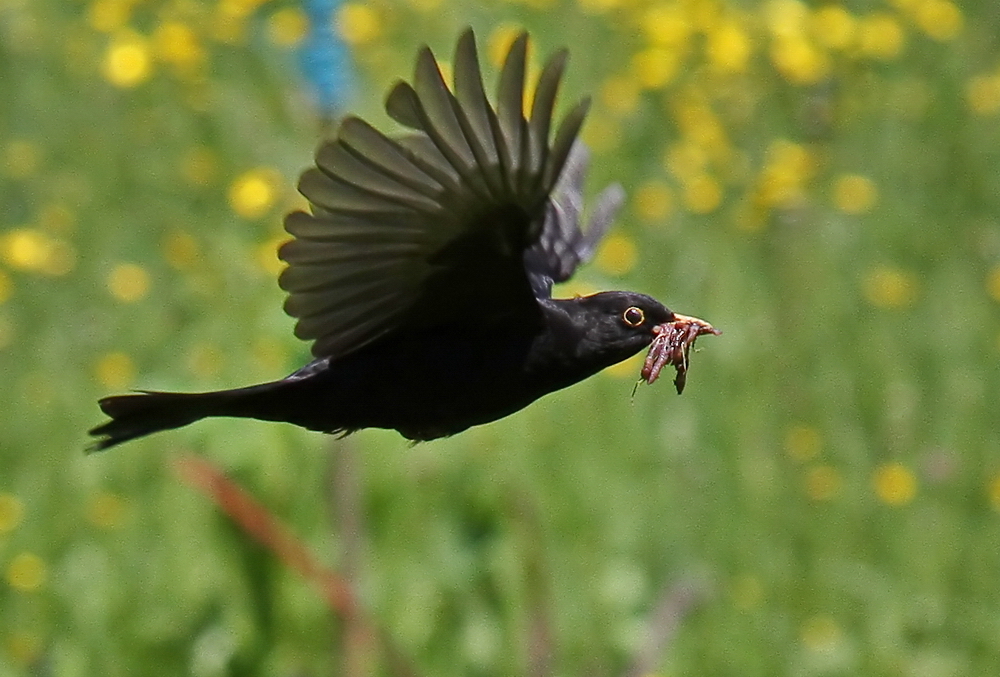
top-left (3, 0), bottom-right (1000, 675)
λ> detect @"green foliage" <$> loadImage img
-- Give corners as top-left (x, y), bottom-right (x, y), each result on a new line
top-left (2, 0), bottom-right (1000, 675)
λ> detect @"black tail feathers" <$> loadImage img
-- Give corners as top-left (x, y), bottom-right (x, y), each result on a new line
top-left (88, 391), bottom-right (215, 452)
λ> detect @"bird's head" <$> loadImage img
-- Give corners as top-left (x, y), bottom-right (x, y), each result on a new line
top-left (564, 291), bottom-right (676, 359)
top-left (557, 291), bottom-right (719, 392)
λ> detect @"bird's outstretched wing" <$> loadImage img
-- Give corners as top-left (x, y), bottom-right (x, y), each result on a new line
top-left (523, 141), bottom-right (625, 297)
top-left (280, 28), bottom-right (594, 358)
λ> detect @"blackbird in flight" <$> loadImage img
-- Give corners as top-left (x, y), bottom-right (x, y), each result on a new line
top-left (89, 29), bottom-right (719, 451)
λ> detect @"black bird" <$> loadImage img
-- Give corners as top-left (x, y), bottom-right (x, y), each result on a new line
top-left (89, 29), bottom-right (718, 451)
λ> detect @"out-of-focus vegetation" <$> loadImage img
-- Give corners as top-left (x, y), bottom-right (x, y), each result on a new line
top-left (3, 0), bottom-right (1000, 675)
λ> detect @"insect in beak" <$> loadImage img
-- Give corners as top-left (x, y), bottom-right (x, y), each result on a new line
top-left (639, 314), bottom-right (721, 394)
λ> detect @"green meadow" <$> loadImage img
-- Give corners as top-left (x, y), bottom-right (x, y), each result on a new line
top-left (2, 0), bottom-right (1000, 675)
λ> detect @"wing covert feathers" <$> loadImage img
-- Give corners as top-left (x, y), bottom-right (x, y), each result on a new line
top-left (524, 141), bottom-right (625, 297)
top-left (283, 27), bottom-right (592, 358)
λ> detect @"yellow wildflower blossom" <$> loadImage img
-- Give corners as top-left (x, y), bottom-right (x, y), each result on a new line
top-left (873, 462), bottom-right (917, 505)
top-left (267, 7), bottom-right (308, 47)
top-left (103, 31), bottom-right (153, 88)
top-left (833, 174), bottom-right (877, 214)
top-left (6, 552), bottom-right (46, 592)
top-left (336, 3), bottom-right (380, 46)
top-left (94, 352), bottom-right (135, 390)
top-left (913, 0), bottom-right (963, 41)
top-left (858, 13), bottom-right (905, 60)
top-left (683, 174), bottom-right (723, 214)
top-left (107, 263), bottom-right (151, 302)
top-left (228, 168), bottom-right (281, 219)
top-left (811, 5), bottom-right (856, 50)
top-left (707, 22), bottom-right (752, 73)
top-left (595, 233), bottom-right (638, 276)
top-left (862, 266), bottom-right (918, 309)
top-left (966, 75), bottom-right (1000, 116)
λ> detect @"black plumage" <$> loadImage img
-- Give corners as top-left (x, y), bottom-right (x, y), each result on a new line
top-left (89, 29), bottom-right (718, 452)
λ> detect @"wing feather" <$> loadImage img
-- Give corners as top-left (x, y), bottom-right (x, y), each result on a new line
top-left (338, 117), bottom-right (458, 197)
top-left (452, 30), bottom-right (505, 197)
top-left (526, 48), bottom-right (567, 192)
top-left (281, 29), bottom-right (604, 358)
top-left (496, 33), bottom-right (528, 185)
top-left (315, 141), bottom-right (443, 210)
top-left (525, 141), bottom-right (625, 297)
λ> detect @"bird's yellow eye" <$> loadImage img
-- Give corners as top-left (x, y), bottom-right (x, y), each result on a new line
top-left (622, 306), bottom-right (645, 327)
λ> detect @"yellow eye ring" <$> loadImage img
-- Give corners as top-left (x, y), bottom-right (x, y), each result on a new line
top-left (622, 306), bottom-right (645, 327)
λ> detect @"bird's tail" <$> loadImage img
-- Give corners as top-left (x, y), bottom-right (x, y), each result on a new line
top-left (88, 390), bottom-right (239, 452)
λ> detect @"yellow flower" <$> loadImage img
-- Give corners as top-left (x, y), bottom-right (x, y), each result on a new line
top-left (811, 5), bottom-right (856, 50)
top-left (805, 465), bottom-right (841, 501)
top-left (87, 0), bottom-right (132, 33)
top-left (267, 7), bottom-right (308, 47)
top-left (595, 234), bottom-right (638, 276)
top-left (107, 263), bottom-right (151, 302)
top-left (966, 75), bottom-right (1000, 116)
top-left (0, 229), bottom-right (47, 270)
top-left (0, 494), bottom-right (24, 533)
top-left (6, 552), bottom-right (46, 592)
top-left (633, 180), bottom-right (673, 222)
top-left (643, 4), bottom-right (692, 48)
top-left (683, 174), bottom-right (723, 214)
top-left (913, 0), bottom-right (963, 41)
top-left (858, 13), bottom-right (905, 60)
top-left (756, 140), bottom-right (815, 208)
top-left (833, 174), bottom-right (877, 214)
top-left (153, 21), bottom-right (205, 73)
top-left (632, 47), bottom-right (680, 89)
top-left (707, 22), bottom-right (752, 73)
top-left (770, 35), bottom-right (830, 85)
top-left (862, 266), bottom-right (918, 309)
top-left (94, 352), bottom-right (135, 390)
top-left (336, 3), bottom-right (380, 46)
top-left (785, 424), bottom-right (821, 461)
top-left (766, 0), bottom-right (809, 38)
top-left (103, 31), bottom-right (153, 88)
top-left (228, 168), bottom-right (281, 219)
top-left (0, 229), bottom-right (75, 275)
top-left (873, 462), bottom-right (917, 505)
